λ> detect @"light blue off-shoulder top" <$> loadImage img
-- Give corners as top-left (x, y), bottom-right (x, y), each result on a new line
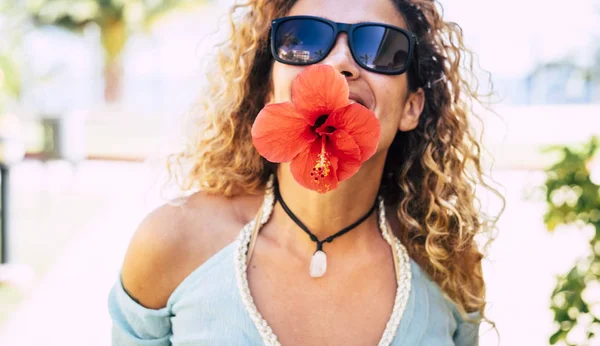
top-left (108, 239), bottom-right (481, 345)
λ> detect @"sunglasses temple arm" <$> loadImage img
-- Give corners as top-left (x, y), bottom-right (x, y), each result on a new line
top-left (414, 40), bottom-right (423, 88)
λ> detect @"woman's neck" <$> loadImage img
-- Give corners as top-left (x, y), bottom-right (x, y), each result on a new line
top-left (269, 152), bottom-right (388, 257)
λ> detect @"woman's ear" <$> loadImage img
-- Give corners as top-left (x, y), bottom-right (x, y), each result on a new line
top-left (398, 88), bottom-right (425, 132)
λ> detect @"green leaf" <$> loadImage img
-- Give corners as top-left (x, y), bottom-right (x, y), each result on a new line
top-left (550, 329), bottom-right (567, 344)
top-left (543, 137), bottom-right (600, 346)
top-left (0, 55), bottom-right (21, 98)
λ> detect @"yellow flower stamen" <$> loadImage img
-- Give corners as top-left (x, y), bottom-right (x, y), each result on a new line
top-left (308, 136), bottom-right (332, 192)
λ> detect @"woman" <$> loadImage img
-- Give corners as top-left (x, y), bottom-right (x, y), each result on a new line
top-left (108, 0), bottom-right (501, 345)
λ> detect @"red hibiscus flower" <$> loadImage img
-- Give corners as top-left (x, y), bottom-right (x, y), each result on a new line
top-left (251, 64), bottom-right (381, 193)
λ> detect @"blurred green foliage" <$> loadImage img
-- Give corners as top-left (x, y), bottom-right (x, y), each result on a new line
top-left (0, 55), bottom-right (21, 113)
top-left (26, 0), bottom-right (201, 56)
top-left (25, 0), bottom-right (205, 101)
top-left (544, 137), bottom-right (600, 345)
top-left (0, 1), bottom-right (25, 113)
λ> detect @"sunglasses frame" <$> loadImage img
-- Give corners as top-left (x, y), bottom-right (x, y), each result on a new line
top-left (270, 15), bottom-right (419, 76)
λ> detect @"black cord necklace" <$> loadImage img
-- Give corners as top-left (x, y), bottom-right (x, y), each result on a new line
top-left (273, 181), bottom-right (378, 278)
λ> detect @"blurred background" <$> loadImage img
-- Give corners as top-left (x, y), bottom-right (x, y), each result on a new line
top-left (0, 0), bottom-right (599, 345)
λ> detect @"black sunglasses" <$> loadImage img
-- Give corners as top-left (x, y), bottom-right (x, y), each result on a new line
top-left (270, 15), bottom-right (419, 76)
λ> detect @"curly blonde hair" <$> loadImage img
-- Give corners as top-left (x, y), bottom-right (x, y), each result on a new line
top-left (168, 0), bottom-right (503, 321)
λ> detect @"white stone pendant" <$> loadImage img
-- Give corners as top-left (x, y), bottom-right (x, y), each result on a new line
top-left (310, 250), bottom-right (327, 278)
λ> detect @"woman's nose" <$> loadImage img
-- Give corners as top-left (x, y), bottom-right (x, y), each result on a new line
top-left (320, 33), bottom-right (361, 80)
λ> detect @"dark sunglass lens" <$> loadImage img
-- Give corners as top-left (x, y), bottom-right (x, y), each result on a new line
top-left (352, 26), bottom-right (410, 72)
top-left (274, 19), bottom-right (334, 64)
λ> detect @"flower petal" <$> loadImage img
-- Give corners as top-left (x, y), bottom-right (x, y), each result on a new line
top-left (321, 103), bottom-right (381, 161)
top-left (290, 139), bottom-right (339, 194)
top-left (327, 130), bottom-right (362, 181)
top-left (291, 65), bottom-right (350, 125)
top-left (252, 102), bottom-right (317, 162)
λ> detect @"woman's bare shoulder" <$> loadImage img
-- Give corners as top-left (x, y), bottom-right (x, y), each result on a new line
top-left (120, 191), bottom-right (263, 309)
